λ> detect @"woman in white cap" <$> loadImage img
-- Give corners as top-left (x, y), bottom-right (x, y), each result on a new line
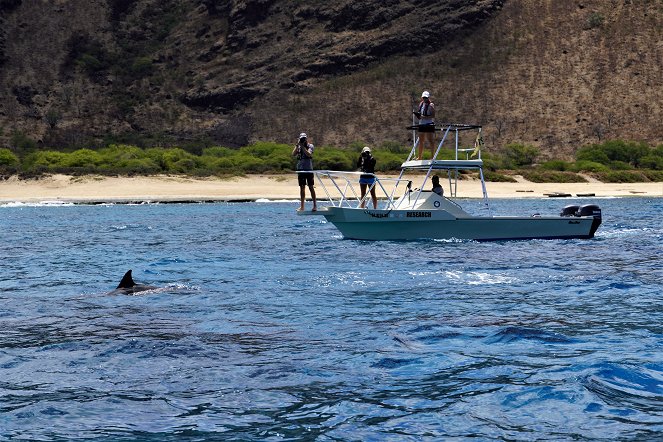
top-left (292, 132), bottom-right (317, 211)
top-left (415, 91), bottom-right (436, 160)
top-left (357, 146), bottom-right (377, 209)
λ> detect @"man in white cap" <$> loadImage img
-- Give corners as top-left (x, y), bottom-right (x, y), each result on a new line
top-left (415, 90), bottom-right (436, 160)
top-left (292, 132), bottom-right (317, 211)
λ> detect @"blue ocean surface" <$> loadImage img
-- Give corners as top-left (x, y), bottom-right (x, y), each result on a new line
top-left (1, 197), bottom-right (662, 441)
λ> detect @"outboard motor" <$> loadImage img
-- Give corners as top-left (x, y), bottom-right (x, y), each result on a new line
top-left (578, 204), bottom-right (601, 219)
top-left (578, 204), bottom-right (602, 237)
top-left (560, 204), bottom-right (580, 217)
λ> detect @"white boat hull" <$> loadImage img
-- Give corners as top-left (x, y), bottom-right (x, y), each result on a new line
top-left (303, 123), bottom-right (602, 241)
top-left (321, 207), bottom-right (600, 241)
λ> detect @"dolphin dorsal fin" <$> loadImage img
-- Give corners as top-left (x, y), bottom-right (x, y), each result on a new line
top-left (117, 270), bottom-right (136, 289)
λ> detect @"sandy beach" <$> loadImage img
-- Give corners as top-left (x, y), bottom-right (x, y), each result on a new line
top-left (0, 174), bottom-right (661, 204)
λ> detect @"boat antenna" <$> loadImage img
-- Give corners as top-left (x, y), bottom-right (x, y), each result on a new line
top-left (410, 93), bottom-right (417, 150)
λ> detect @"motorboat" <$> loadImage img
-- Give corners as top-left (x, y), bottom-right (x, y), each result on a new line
top-left (299, 123), bottom-right (602, 241)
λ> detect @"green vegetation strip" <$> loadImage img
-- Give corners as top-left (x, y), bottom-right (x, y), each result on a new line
top-left (1, 139), bottom-right (661, 183)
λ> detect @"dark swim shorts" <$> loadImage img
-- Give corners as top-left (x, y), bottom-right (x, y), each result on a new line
top-left (359, 175), bottom-right (375, 185)
top-left (297, 172), bottom-right (314, 187)
top-left (418, 123), bottom-right (436, 133)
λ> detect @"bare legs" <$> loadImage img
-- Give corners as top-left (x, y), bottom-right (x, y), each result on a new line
top-left (298, 186), bottom-right (306, 211)
top-left (360, 183), bottom-right (378, 209)
top-left (299, 184), bottom-right (317, 211)
top-left (417, 132), bottom-right (435, 160)
top-left (309, 184), bottom-right (317, 211)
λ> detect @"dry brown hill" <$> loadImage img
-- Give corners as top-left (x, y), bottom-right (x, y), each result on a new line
top-left (0, 0), bottom-right (661, 159)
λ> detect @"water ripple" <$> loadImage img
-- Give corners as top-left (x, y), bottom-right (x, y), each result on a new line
top-left (585, 363), bottom-right (663, 413)
top-left (0, 198), bottom-right (661, 440)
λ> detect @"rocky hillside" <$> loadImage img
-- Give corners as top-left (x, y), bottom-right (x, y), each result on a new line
top-left (0, 0), bottom-right (661, 159)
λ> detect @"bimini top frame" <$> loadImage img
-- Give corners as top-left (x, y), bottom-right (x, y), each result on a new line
top-left (305, 123), bottom-right (490, 215)
top-left (399, 122), bottom-right (490, 213)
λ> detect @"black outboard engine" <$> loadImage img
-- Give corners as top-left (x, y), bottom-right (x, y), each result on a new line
top-left (560, 205), bottom-right (580, 217)
top-left (578, 204), bottom-right (602, 237)
top-left (577, 204), bottom-right (601, 219)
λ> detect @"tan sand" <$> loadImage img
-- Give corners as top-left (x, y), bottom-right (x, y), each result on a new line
top-left (0, 174), bottom-right (661, 204)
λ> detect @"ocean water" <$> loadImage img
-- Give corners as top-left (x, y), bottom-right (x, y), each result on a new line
top-left (1, 197), bottom-right (662, 441)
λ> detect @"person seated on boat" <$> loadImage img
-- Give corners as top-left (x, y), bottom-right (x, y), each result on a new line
top-left (292, 132), bottom-right (317, 212)
top-left (357, 146), bottom-right (378, 209)
top-left (414, 90), bottom-right (436, 160)
top-left (431, 174), bottom-right (443, 196)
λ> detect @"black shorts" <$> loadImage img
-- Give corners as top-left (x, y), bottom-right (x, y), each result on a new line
top-left (418, 124), bottom-right (436, 133)
top-left (297, 172), bottom-right (314, 187)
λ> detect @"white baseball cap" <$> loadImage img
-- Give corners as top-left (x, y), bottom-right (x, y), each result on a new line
top-left (299, 132), bottom-right (307, 138)
top-left (421, 91), bottom-right (430, 98)
top-left (362, 146), bottom-right (371, 153)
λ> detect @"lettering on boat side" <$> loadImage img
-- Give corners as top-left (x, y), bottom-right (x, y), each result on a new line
top-left (568, 220), bottom-right (581, 224)
top-left (407, 211), bottom-right (432, 218)
top-left (366, 211), bottom-right (389, 218)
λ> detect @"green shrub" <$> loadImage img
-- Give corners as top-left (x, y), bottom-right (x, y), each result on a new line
top-left (10, 139), bottom-right (658, 180)
top-left (576, 147), bottom-right (610, 165)
top-left (484, 171), bottom-right (518, 182)
top-left (76, 53), bottom-right (104, 74)
top-left (576, 140), bottom-right (650, 167)
top-left (609, 160), bottom-right (632, 170)
top-left (594, 170), bottom-right (648, 183)
top-left (202, 146), bottom-right (235, 158)
top-left (199, 149), bottom-right (241, 173)
top-left (436, 148), bottom-right (461, 161)
top-left (379, 140), bottom-right (410, 154)
top-left (208, 157), bottom-right (235, 172)
top-left (264, 150), bottom-right (294, 172)
top-left (67, 36), bottom-right (113, 78)
top-left (111, 158), bottom-right (161, 175)
top-left (503, 143), bottom-right (539, 167)
top-left (22, 151), bottom-right (67, 172)
top-left (641, 170), bottom-right (663, 181)
top-left (10, 131), bottom-right (37, 153)
top-left (586, 12), bottom-right (604, 29)
top-left (315, 150), bottom-right (354, 171)
top-left (519, 170), bottom-right (587, 183)
top-left (242, 142), bottom-right (291, 159)
top-left (62, 149), bottom-right (102, 168)
top-left (347, 141), bottom-right (367, 152)
top-left (374, 151), bottom-right (406, 172)
top-left (0, 148), bottom-right (19, 171)
top-left (99, 144), bottom-right (147, 161)
top-left (145, 148), bottom-right (167, 170)
top-left (480, 155), bottom-right (500, 172)
top-left (639, 155), bottom-right (663, 170)
top-left (45, 109), bottom-right (62, 129)
top-left (161, 148), bottom-right (199, 172)
top-left (540, 160), bottom-right (570, 171)
top-left (172, 158), bottom-right (200, 173)
top-left (571, 160), bottom-right (609, 173)
top-left (235, 155), bottom-right (267, 173)
top-left (130, 57), bottom-right (154, 77)
top-left (98, 145), bottom-right (158, 173)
